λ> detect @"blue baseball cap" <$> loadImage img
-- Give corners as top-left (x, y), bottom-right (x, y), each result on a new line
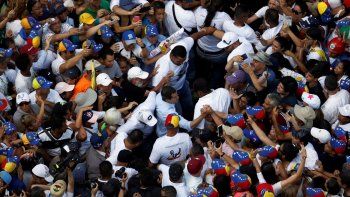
top-left (90, 130), bottom-right (108, 149)
top-left (58, 39), bottom-right (77, 52)
top-left (0, 171), bottom-right (12, 185)
top-left (26, 132), bottom-right (40, 145)
top-left (88, 39), bottom-right (103, 53)
top-left (100, 25), bottom-right (114, 39)
top-left (82, 110), bottom-right (98, 123)
top-left (0, 48), bottom-right (13, 59)
top-left (145, 25), bottom-right (159, 37)
top-left (122, 30), bottom-right (136, 45)
top-left (4, 121), bottom-right (16, 135)
top-left (32, 76), bottom-right (53, 90)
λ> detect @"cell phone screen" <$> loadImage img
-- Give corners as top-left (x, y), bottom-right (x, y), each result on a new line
top-left (217, 125), bottom-right (223, 137)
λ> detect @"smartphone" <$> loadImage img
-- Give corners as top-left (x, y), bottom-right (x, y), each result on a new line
top-left (241, 54), bottom-right (248, 60)
top-left (215, 139), bottom-right (222, 148)
top-left (217, 125), bottom-right (223, 137)
top-left (243, 113), bottom-right (248, 120)
top-left (132, 16), bottom-right (141, 23)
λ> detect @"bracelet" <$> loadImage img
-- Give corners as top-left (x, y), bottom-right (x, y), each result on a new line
top-left (219, 152), bottom-right (225, 158)
top-left (121, 186), bottom-right (126, 190)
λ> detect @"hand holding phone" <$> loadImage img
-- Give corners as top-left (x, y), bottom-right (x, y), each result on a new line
top-left (241, 54), bottom-right (248, 60)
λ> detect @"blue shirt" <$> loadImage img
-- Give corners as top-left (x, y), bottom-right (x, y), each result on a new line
top-left (155, 93), bottom-right (191, 137)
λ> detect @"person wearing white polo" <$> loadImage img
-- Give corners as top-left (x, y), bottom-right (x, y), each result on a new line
top-left (54, 82), bottom-right (75, 101)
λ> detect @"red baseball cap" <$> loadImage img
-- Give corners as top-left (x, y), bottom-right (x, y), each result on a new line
top-left (328, 37), bottom-right (345, 56)
top-left (20, 44), bottom-right (39, 56)
top-left (187, 155), bottom-right (206, 175)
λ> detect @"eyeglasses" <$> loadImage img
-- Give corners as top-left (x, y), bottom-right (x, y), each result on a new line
top-left (292, 9), bottom-right (302, 15)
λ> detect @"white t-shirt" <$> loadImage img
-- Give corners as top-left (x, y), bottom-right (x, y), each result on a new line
top-left (255, 22), bottom-right (283, 51)
top-left (289, 143), bottom-right (318, 171)
top-left (193, 88), bottom-right (231, 129)
top-left (149, 133), bottom-right (192, 165)
top-left (223, 20), bottom-right (258, 44)
top-left (109, 0), bottom-right (148, 11)
top-left (321, 90), bottom-right (350, 124)
top-left (116, 42), bottom-right (143, 60)
top-left (112, 165), bottom-right (138, 188)
top-left (29, 89), bottom-right (65, 114)
top-left (152, 37), bottom-right (194, 90)
top-left (51, 50), bottom-right (83, 75)
top-left (38, 128), bottom-right (75, 156)
top-left (15, 71), bottom-right (34, 94)
top-left (107, 132), bottom-right (128, 165)
top-left (194, 6), bottom-right (231, 52)
top-left (226, 41), bottom-right (254, 63)
top-left (158, 164), bottom-right (190, 197)
top-left (164, 1), bottom-right (197, 35)
top-left (0, 74), bottom-right (9, 96)
top-left (255, 6), bottom-right (285, 22)
top-left (42, 23), bottom-right (73, 51)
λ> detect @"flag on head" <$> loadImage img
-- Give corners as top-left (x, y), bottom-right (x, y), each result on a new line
top-left (330, 137), bottom-right (346, 154)
top-left (334, 127), bottom-right (347, 142)
top-left (227, 114), bottom-right (246, 129)
top-left (243, 129), bottom-right (261, 143)
top-left (232, 151), bottom-right (251, 166)
top-left (211, 159), bottom-right (231, 176)
top-left (258, 146), bottom-right (278, 159)
top-left (196, 185), bottom-right (219, 197)
top-left (306, 187), bottom-right (325, 197)
top-left (231, 172), bottom-right (251, 191)
top-left (246, 106), bottom-right (265, 120)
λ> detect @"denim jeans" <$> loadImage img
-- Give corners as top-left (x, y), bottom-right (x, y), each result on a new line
top-left (175, 81), bottom-right (194, 120)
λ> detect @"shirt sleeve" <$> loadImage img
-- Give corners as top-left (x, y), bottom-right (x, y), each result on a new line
top-left (33, 50), bottom-right (49, 71)
top-left (272, 181), bottom-right (282, 195)
top-left (255, 6), bottom-right (269, 18)
top-left (179, 115), bottom-right (192, 131)
top-left (151, 57), bottom-right (169, 87)
top-left (149, 140), bottom-right (161, 164)
top-left (110, 0), bottom-right (120, 10)
top-left (256, 172), bottom-right (266, 183)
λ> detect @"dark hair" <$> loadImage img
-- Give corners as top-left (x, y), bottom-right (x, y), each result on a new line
top-left (240, 164), bottom-right (258, 187)
top-left (170, 46), bottom-right (187, 58)
top-left (49, 116), bottom-right (66, 131)
top-left (243, 91), bottom-right (257, 106)
top-left (274, 37), bottom-right (291, 51)
top-left (306, 60), bottom-right (331, 76)
top-left (15, 54), bottom-right (31, 71)
top-left (99, 48), bottom-right (115, 60)
top-left (161, 86), bottom-right (177, 101)
top-left (127, 130), bottom-right (143, 144)
top-left (280, 142), bottom-right (299, 161)
top-left (140, 168), bottom-right (154, 187)
top-left (265, 8), bottom-right (279, 27)
top-left (312, 176), bottom-right (326, 189)
top-left (326, 177), bottom-right (341, 195)
top-left (306, 27), bottom-right (324, 42)
top-left (193, 78), bottom-right (210, 94)
top-left (190, 143), bottom-right (204, 156)
top-left (30, 186), bottom-right (46, 197)
top-left (325, 75), bottom-right (338, 91)
top-left (99, 161), bottom-right (113, 178)
top-left (308, 66), bottom-right (323, 79)
top-left (338, 60), bottom-right (350, 76)
top-left (261, 162), bottom-right (279, 184)
top-left (341, 164), bottom-right (350, 186)
top-left (27, 0), bottom-right (39, 13)
top-left (152, 1), bottom-right (165, 10)
top-left (295, 0), bottom-right (309, 14)
top-left (161, 186), bottom-right (177, 197)
top-left (269, 52), bottom-right (293, 77)
top-left (203, 0), bottom-right (224, 27)
top-left (280, 76), bottom-right (297, 95)
top-left (234, 5), bottom-right (250, 19)
top-left (102, 178), bottom-right (121, 197)
top-left (169, 163), bottom-right (183, 182)
top-left (213, 175), bottom-right (231, 197)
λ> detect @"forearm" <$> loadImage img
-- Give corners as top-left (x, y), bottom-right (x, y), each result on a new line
top-left (36, 103), bottom-right (45, 123)
top-left (251, 122), bottom-right (276, 146)
top-left (213, 30), bottom-right (224, 39)
top-left (287, 30), bottom-right (303, 47)
top-left (0, 17), bottom-right (9, 30)
top-left (97, 101), bottom-right (104, 111)
top-left (44, 100), bottom-right (55, 108)
top-left (113, 23), bottom-right (135, 33)
top-left (51, 32), bottom-right (72, 42)
top-left (144, 53), bottom-right (164, 65)
top-left (113, 6), bottom-right (133, 16)
top-left (248, 72), bottom-right (264, 91)
top-left (190, 29), bottom-right (208, 41)
top-left (291, 55), bottom-right (308, 73)
top-left (76, 127), bottom-right (87, 142)
top-left (141, 48), bottom-right (148, 58)
top-left (190, 114), bottom-right (206, 129)
top-left (211, 112), bottom-right (224, 126)
top-left (86, 23), bottom-right (106, 38)
top-left (59, 54), bottom-right (83, 73)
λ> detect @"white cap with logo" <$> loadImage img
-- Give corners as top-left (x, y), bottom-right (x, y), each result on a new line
top-left (16, 92), bottom-right (30, 105)
top-left (32, 164), bottom-right (54, 183)
top-left (137, 110), bottom-right (157, 126)
top-left (96, 73), bottom-right (113, 86)
top-left (217, 32), bottom-right (239, 49)
top-left (127, 67), bottom-right (149, 81)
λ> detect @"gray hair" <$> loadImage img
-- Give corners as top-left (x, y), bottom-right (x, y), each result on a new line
top-left (266, 93), bottom-right (281, 107)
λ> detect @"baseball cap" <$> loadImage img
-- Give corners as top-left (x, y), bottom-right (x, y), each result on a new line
top-left (211, 159), bottom-right (231, 176)
top-left (0, 48), bottom-right (13, 59)
top-left (32, 164), bottom-right (54, 183)
top-left (256, 183), bottom-right (274, 197)
top-left (251, 52), bottom-right (272, 66)
top-left (334, 127), bottom-right (347, 142)
top-left (82, 110), bottom-right (99, 123)
top-left (328, 0), bottom-right (342, 8)
top-left (19, 44), bottom-right (39, 56)
top-left (187, 155), bottom-right (206, 175)
top-left (55, 82), bottom-right (75, 94)
top-left (2, 156), bottom-right (19, 173)
top-left (0, 171), bottom-right (12, 185)
top-left (310, 127), bottom-right (331, 143)
top-left (21, 132), bottom-right (40, 145)
top-left (196, 185), bottom-right (219, 197)
top-left (222, 125), bottom-right (243, 141)
top-left (328, 37), bottom-right (345, 56)
top-left (90, 130), bottom-right (108, 149)
top-left (293, 105), bottom-right (316, 128)
top-left (74, 89), bottom-right (97, 113)
top-left (96, 73), bottom-right (113, 86)
top-left (227, 114), bottom-right (246, 129)
top-left (232, 151), bottom-right (251, 166)
top-left (243, 128), bottom-right (261, 143)
top-left (145, 25), bottom-right (159, 37)
top-left (16, 92), bottom-right (30, 105)
top-left (27, 30), bottom-right (40, 48)
top-left (79, 13), bottom-right (95, 25)
top-left (85, 59), bottom-right (101, 71)
top-left (165, 114), bottom-right (180, 128)
top-left (246, 106), bottom-right (265, 120)
top-left (32, 76), bottom-right (53, 90)
top-left (0, 147), bottom-right (14, 157)
top-left (301, 92), bottom-right (321, 109)
top-left (54, 3), bottom-right (67, 15)
top-left (63, 66), bottom-right (81, 79)
top-left (306, 187), bottom-right (325, 197)
top-left (137, 110), bottom-right (157, 126)
top-left (63, 0), bottom-right (74, 8)
top-left (50, 180), bottom-right (67, 197)
top-left (339, 104), bottom-right (350, 117)
top-left (217, 32), bottom-right (239, 48)
top-left (226, 70), bottom-right (246, 85)
top-left (104, 108), bottom-right (124, 126)
top-left (122, 30), bottom-right (136, 45)
top-left (21, 17), bottom-right (41, 30)
top-left (83, 39), bottom-right (103, 53)
top-left (4, 122), bottom-right (16, 135)
top-left (99, 25), bottom-right (114, 39)
top-left (127, 67), bottom-right (149, 80)
top-left (118, 149), bottom-right (133, 163)
top-left (330, 137), bottom-right (346, 154)
top-left (0, 96), bottom-right (9, 112)
top-left (58, 39), bottom-right (77, 52)
top-left (340, 78), bottom-right (350, 90)
top-left (258, 146), bottom-right (278, 159)
top-left (231, 172), bottom-right (251, 191)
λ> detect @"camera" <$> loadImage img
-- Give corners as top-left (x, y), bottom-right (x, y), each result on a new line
top-left (114, 167), bottom-right (126, 178)
top-left (50, 142), bottom-right (81, 176)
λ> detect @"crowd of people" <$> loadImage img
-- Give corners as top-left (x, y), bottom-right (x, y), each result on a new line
top-left (0, 0), bottom-right (349, 196)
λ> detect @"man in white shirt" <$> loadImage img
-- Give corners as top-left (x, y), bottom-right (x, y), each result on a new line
top-left (164, 0), bottom-right (197, 35)
top-left (154, 86), bottom-right (210, 137)
top-left (158, 163), bottom-right (190, 197)
top-left (321, 75), bottom-right (350, 124)
top-left (15, 53), bottom-right (34, 94)
top-left (332, 104), bottom-right (350, 131)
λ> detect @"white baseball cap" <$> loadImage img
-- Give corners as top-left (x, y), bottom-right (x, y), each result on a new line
top-left (16, 92), bottom-right (30, 105)
top-left (328, 0), bottom-right (342, 9)
top-left (85, 59), bottom-right (101, 71)
top-left (96, 73), bottom-right (113, 86)
top-left (55, 82), bottom-right (75, 94)
top-left (339, 104), bottom-right (350, 117)
top-left (301, 92), bottom-right (321, 109)
top-left (217, 32), bottom-right (239, 49)
top-left (127, 67), bottom-right (149, 81)
top-left (63, 0), bottom-right (74, 8)
top-left (137, 110), bottom-right (157, 126)
top-left (32, 164), bottom-right (54, 183)
top-left (310, 127), bottom-right (331, 143)
top-left (104, 108), bottom-right (124, 126)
